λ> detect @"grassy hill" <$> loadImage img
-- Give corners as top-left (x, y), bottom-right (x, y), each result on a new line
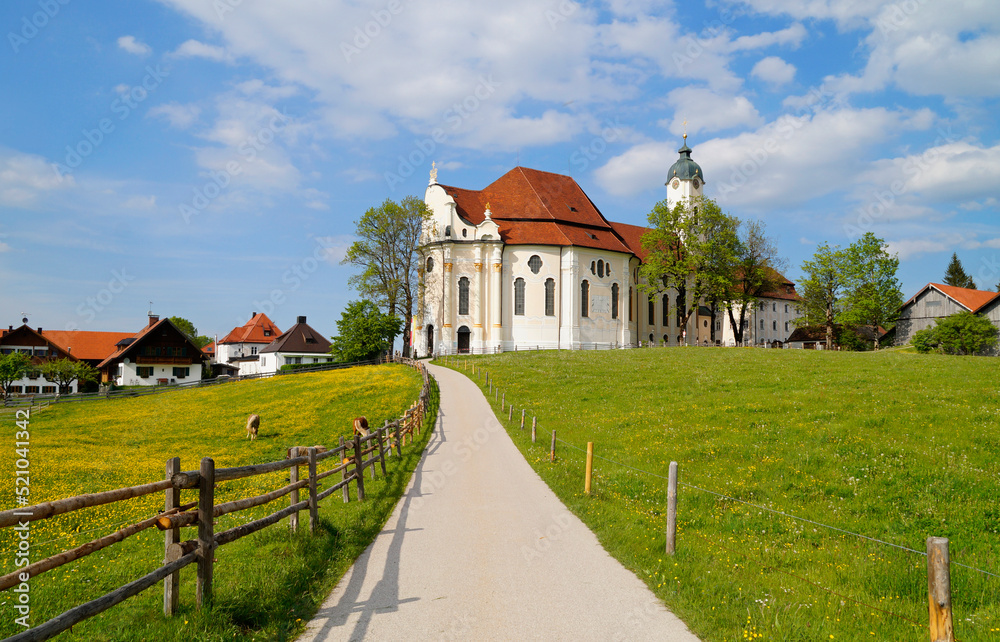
top-left (441, 348), bottom-right (1000, 641)
top-left (0, 364), bottom-right (435, 641)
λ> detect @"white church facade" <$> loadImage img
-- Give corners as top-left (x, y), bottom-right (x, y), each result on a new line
top-left (414, 140), bottom-right (725, 355)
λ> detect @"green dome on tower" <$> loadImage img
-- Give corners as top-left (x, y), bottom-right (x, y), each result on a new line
top-left (666, 135), bottom-right (704, 184)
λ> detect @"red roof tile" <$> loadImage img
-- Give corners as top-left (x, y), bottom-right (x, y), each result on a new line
top-left (440, 167), bottom-right (635, 256)
top-left (924, 283), bottom-right (1000, 312)
top-left (41, 331), bottom-right (134, 361)
top-left (219, 313), bottom-right (282, 344)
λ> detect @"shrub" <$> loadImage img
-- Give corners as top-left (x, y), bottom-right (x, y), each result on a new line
top-left (912, 311), bottom-right (998, 355)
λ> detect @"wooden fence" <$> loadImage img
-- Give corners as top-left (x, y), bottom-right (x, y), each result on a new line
top-left (0, 358), bottom-right (431, 642)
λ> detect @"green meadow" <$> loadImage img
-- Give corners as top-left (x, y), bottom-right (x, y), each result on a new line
top-left (0, 364), bottom-right (437, 641)
top-left (440, 348), bottom-right (1000, 641)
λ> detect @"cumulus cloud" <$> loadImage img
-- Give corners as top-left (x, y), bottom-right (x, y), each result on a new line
top-left (751, 56), bottom-right (797, 87)
top-left (117, 35), bottom-right (151, 56)
top-left (663, 87), bottom-right (763, 135)
top-left (169, 39), bottom-right (234, 64)
top-left (0, 149), bottom-right (73, 207)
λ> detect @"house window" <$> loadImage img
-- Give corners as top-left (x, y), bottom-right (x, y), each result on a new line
top-left (25, 386), bottom-right (39, 394)
top-left (545, 278), bottom-right (556, 316)
top-left (137, 366), bottom-right (154, 378)
top-left (290, 357), bottom-right (302, 364)
top-left (597, 260), bottom-right (604, 278)
top-left (9, 386), bottom-right (22, 394)
top-left (784, 304), bottom-right (788, 313)
top-left (528, 255), bottom-right (542, 274)
top-left (785, 322), bottom-right (789, 332)
top-left (662, 295), bottom-right (669, 325)
top-left (759, 302), bottom-right (766, 311)
top-left (772, 303), bottom-right (776, 312)
top-left (251, 346), bottom-right (258, 355)
top-left (716, 320), bottom-right (721, 331)
top-left (459, 277), bottom-right (470, 315)
top-left (173, 367), bottom-right (190, 379)
top-left (773, 320), bottom-right (777, 331)
top-left (760, 319), bottom-right (765, 330)
top-left (426, 257), bottom-right (434, 272)
top-left (264, 330), bottom-right (272, 337)
top-left (611, 283), bottom-right (619, 319)
top-left (648, 297), bottom-right (655, 325)
top-left (42, 386), bottom-right (56, 394)
top-left (514, 278), bottom-right (525, 315)
top-left (27, 370), bottom-right (39, 380)
top-left (581, 280), bottom-right (589, 317)
top-left (591, 261), bottom-right (596, 275)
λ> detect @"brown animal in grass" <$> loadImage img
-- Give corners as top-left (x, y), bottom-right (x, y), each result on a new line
top-left (246, 414), bottom-right (260, 440)
top-left (353, 416), bottom-right (369, 437)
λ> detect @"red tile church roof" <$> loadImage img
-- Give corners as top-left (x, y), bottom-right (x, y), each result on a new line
top-left (439, 167), bottom-right (640, 256)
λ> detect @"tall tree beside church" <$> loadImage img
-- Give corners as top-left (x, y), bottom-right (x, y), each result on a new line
top-left (342, 196), bottom-right (429, 357)
top-left (721, 219), bottom-right (786, 344)
top-left (640, 196), bottom-right (739, 343)
top-left (838, 232), bottom-right (903, 341)
top-left (798, 243), bottom-right (847, 350)
top-left (943, 253), bottom-right (976, 289)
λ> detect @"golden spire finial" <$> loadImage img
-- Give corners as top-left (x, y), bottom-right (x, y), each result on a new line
top-left (683, 118), bottom-right (688, 140)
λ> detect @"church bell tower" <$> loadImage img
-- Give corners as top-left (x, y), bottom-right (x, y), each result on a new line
top-left (665, 134), bottom-right (704, 209)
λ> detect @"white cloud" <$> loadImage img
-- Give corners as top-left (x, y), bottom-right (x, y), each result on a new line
top-left (751, 56), bottom-right (796, 87)
top-left (147, 102), bottom-right (201, 129)
top-left (314, 235), bottom-right (354, 264)
top-left (863, 140), bottom-right (1000, 205)
top-left (663, 87), bottom-right (763, 135)
top-left (122, 195), bottom-right (157, 210)
top-left (886, 237), bottom-right (952, 260)
top-left (0, 241), bottom-right (9, 253)
top-left (169, 39), bottom-right (234, 64)
top-left (730, 23), bottom-right (807, 51)
top-left (0, 149), bottom-right (73, 207)
top-left (117, 35), bottom-right (151, 56)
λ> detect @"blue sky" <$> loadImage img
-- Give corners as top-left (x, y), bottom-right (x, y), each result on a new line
top-left (2, 0), bottom-right (999, 340)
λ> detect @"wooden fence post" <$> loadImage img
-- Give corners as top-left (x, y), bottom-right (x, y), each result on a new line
top-left (163, 457), bottom-right (181, 616)
top-left (501, 392), bottom-right (505, 411)
top-left (378, 423), bottom-right (388, 475)
top-left (531, 417), bottom-right (537, 443)
top-left (289, 447), bottom-right (300, 532)
top-left (353, 433), bottom-right (366, 501)
top-left (550, 430), bottom-right (556, 462)
top-left (666, 461), bottom-right (678, 555)
top-left (927, 537), bottom-right (954, 642)
top-left (520, 409), bottom-right (525, 430)
top-left (339, 436), bottom-right (351, 503)
top-left (307, 447), bottom-right (318, 533)
top-left (585, 443), bottom-right (594, 494)
top-left (508, 404), bottom-right (513, 421)
top-left (196, 457), bottom-right (215, 610)
top-left (394, 421), bottom-right (403, 456)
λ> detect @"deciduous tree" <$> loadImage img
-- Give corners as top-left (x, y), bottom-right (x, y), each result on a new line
top-left (168, 316), bottom-right (212, 348)
top-left (39, 358), bottom-right (98, 395)
top-left (330, 300), bottom-right (403, 363)
top-left (0, 352), bottom-right (31, 399)
top-left (640, 197), bottom-right (739, 344)
top-left (798, 243), bottom-right (847, 350)
top-left (342, 196), bottom-right (429, 356)
top-left (721, 219), bottom-right (787, 345)
top-left (839, 232), bottom-right (903, 344)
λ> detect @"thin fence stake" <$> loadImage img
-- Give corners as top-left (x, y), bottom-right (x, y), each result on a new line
top-left (289, 447), bottom-right (300, 532)
top-left (508, 404), bottom-right (513, 421)
top-left (927, 537), bottom-right (954, 642)
top-left (666, 461), bottom-right (678, 555)
top-left (163, 457), bottom-right (180, 616)
top-left (501, 392), bottom-right (505, 411)
top-left (196, 457), bottom-right (215, 610)
top-left (520, 408), bottom-right (525, 430)
top-left (550, 430), bottom-right (556, 462)
top-left (307, 447), bottom-right (318, 533)
top-left (585, 442), bottom-right (594, 494)
top-left (531, 417), bottom-right (537, 443)
top-left (340, 436), bottom-right (350, 503)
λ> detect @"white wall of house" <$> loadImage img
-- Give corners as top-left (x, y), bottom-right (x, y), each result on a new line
top-left (716, 298), bottom-right (802, 346)
top-left (2, 344), bottom-right (72, 394)
top-left (259, 352), bottom-right (335, 375)
top-left (115, 361), bottom-right (202, 386)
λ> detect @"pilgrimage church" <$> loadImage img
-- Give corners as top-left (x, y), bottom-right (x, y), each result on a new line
top-left (414, 139), bottom-right (716, 355)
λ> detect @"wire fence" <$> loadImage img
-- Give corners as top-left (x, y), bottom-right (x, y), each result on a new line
top-left (442, 354), bottom-right (997, 641)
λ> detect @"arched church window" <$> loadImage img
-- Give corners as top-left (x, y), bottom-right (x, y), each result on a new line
top-left (581, 280), bottom-right (589, 318)
top-left (529, 255), bottom-right (542, 274)
top-left (545, 278), bottom-right (555, 316)
top-left (458, 277), bottom-right (470, 316)
top-left (426, 257), bottom-right (434, 272)
top-left (514, 278), bottom-right (525, 316)
top-left (648, 296), bottom-right (655, 325)
top-left (611, 283), bottom-right (619, 319)
top-left (662, 295), bottom-right (669, 325)
top-left (591, 261), bottom-right (596, 275)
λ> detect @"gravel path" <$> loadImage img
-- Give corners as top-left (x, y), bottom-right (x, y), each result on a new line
top-left (297, 363), bottom-right (700, 641)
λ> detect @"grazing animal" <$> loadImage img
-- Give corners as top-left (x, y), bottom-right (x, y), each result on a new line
top-left (246, 414), bottom-right (260, 440)
top-left (353, 416), bottom-right (369, 437)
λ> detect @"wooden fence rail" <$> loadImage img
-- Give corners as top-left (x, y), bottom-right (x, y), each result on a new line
top-left (1, 358), bottom-right (432, 641)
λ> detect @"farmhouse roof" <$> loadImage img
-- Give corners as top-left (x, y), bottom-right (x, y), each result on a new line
top-left (904, 283), bottom-right (1000, 313)
top-left (260, 316), bottom-right (331, 354)
top-left (0, 325), bottom-right (77, 362)
top-left (97, 317), bottom-right (206, 368)
top-left (438, 167), bottom-right (637, 256)
top-left (219, 312), bottom-right (282, 345)
top-left (41, 330), bottom-right (135, 361)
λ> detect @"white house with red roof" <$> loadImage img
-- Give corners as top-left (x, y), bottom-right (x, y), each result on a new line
top-left (896, 283), bottom-right (1000, 350)
top-left (416, 139), bottom-right (710, 354)
top-left (715, 270), bottom-right (803, 347)
top-left (216, 312), bottom-right (282, 376)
